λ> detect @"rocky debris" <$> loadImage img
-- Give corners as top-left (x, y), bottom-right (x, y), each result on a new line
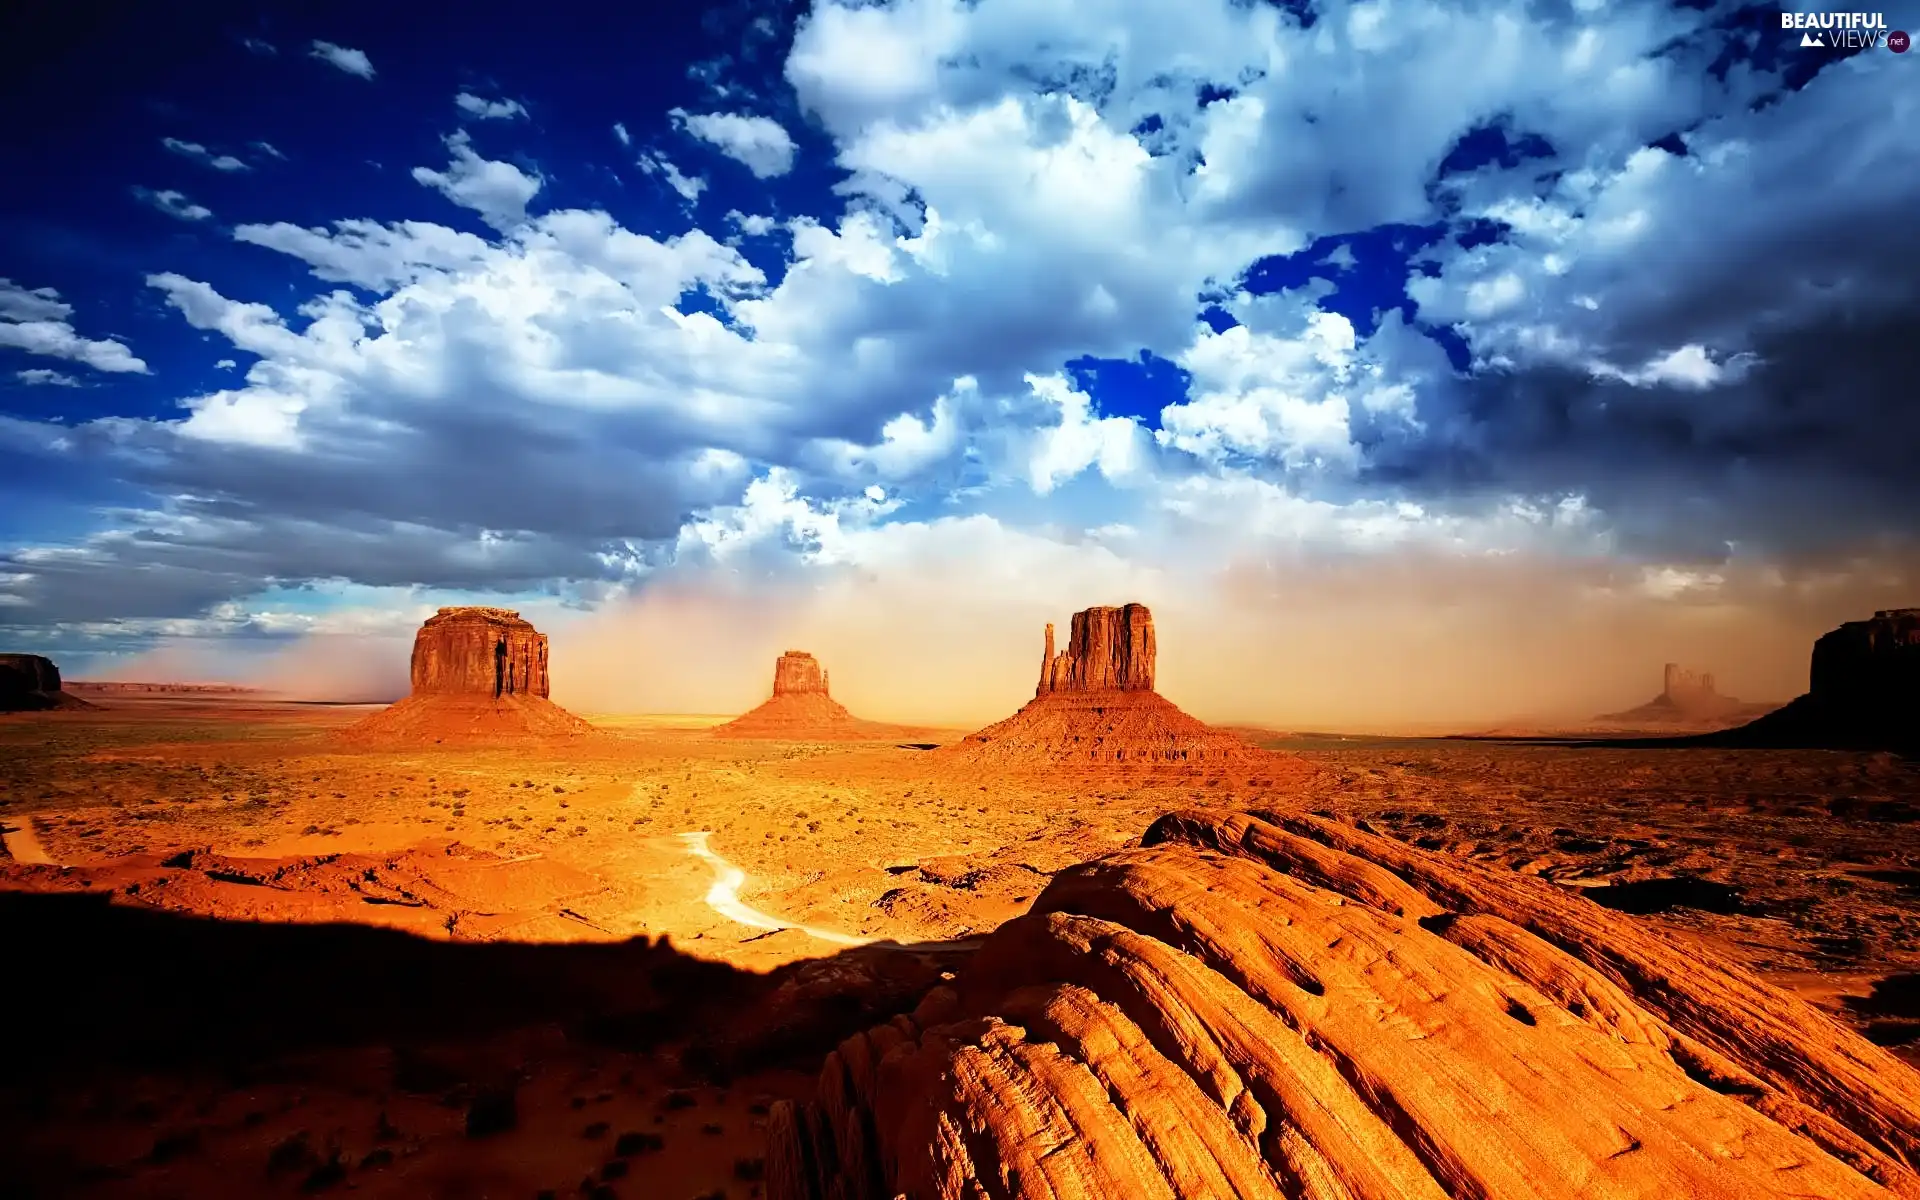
top-left (769, 809), bottom-right (1920, 1200)
top-left (714, 652), bottom-right (899, 741)
top-left (948, 605), bottom-right (1258, 766)
top-left (773, 651), bottom-right (830, 697)
top-left (1595, 662), bottom-right (1776, 728)
top-left (1038, 604), bottom-right (1156, 695)
top-left (0, 653), bottom-right (91, 712)
top-left (1710, 609), bottom-right (1920, 753)
top-left (337, 608), bottom-right (590, 745)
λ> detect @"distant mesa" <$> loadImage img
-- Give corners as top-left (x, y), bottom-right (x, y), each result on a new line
top-left (1708, 607), bottom-right (1920, 754)
top-left (948, 603), bottom-right (1258, 765)
top-left (767, 809), bottom-right (1920, 1199)
top-left (713, 651), bottom-right (896, 741)
top-left (0, 653), bottom-right (92, 712)
top-left (336, 607), bottom-right (593, 746)
top-left (1595, 662), bottom-right (1777, 728)
top-left (66, 681), bottom-right (264, 697)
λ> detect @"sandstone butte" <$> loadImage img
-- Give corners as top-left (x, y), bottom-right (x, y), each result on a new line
top-left (767, 808), bottom-right (1920, 1200)
top-left (1594, 661), bottom-right (1775, 727)
top-left (0, 652), bottom-right (91, 712)
top-left (336, 607), bottom-right (592, 746)
top-left (713, 651), bottom-right (895, 740)
top-left (1708, 607), bottom-right (1919, 753)
top-left (948, 604), bottom-right (1259, 766)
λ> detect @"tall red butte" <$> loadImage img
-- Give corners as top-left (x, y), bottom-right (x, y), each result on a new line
top-left (949, 603), bottom-right (1257, 765)
top-left (713, 650), bottom-right (898, 740)
top-left (337, 607), bottom-right (592, 745)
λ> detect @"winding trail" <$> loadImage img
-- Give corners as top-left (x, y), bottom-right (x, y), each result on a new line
top-left (678, 830), bottom-right (872, 947)
top-left (0, 815), bottom-right (54, 865)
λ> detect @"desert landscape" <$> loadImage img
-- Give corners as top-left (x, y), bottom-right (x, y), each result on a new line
top-left (2, 603), bottom-right (1917, 1198)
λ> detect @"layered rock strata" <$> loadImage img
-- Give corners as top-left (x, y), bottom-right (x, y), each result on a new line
top-left (769, 809), bottom-right (1920, 1200)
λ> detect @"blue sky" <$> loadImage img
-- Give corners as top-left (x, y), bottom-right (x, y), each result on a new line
top-left (2, 0), bottom-right (1917, 722)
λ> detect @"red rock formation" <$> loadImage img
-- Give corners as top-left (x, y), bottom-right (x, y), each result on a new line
top-left (337, 608), bottom-right (589, 745)
top-left (1711, 608), bottom-right (1919, 753)
top-left (714, 651), bottom-right (903, 741)
top-left (410, 606), bottom-right (550, 699)
top-left (773, 650), bottom-right (830, 697)
top-left (1595, 661), bottom-right (1774, 728)
top-left (0, 653), bottom-right (91, 712)
top-left (949, 604), bottom-right (1254, 766)
top-left (1038, 604), bottom-right (1155, 695)
top-left (768, 809), bottom-right (1920, 1200)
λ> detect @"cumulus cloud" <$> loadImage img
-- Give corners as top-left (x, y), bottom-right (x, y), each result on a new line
top-left (162, 138), bottom-right (249, 172)
top-left (670, 108), bottom-right (797, 177)
top-left (253, 140), bottom-right (287, 161)
top-left (456, 92), bottom-right (528, 120)
top-left (15, 368), bottom-right (82, 387)
top-left (411, 131), bottom-right (543, 230)
top-left (310, 40), bottom-right (374, 79)
top-left (636, 152), bottom-right (706, 203)
top-left (613, 122), bottom-right (631, 146)
top-left (0, 278), bottom-right (148, 374)
top-left (133, 186), bottom-right (213, 222)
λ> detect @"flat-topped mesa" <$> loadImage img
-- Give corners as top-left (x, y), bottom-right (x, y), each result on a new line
top-left (771, 650), bottom-right (830, 697)
top-left (1663, 662), bottom-right (1718, 702)
top-left (0, 652), bottom-right (91, 711)
top-left (409, 606), bottom-right (550, 699)
top-left (1811, 607), bottom-right (1920, 708)
top-left (1036, 603), bottom-right (1156, 696)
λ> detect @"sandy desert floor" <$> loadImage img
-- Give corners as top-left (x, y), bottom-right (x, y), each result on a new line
top-left (2, 696), bottom-right (1917, 1198)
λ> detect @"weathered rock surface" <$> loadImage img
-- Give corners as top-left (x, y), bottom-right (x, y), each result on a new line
top-left (1038, 604), bottom-right (1156, 695)
top-left (769, 809), bottom-right (1920, 1200)
top-left (337, 608), bottom-right (589, 745)
top-left (410, 606), bottom-right (551, 699)
top-left (1595, 662), bottom-right (1776, 728)
top-left (774, 650), bottom-right (831, 697)
top-left (1711, 608), bottom-right (1920, 753)
top-left (715, 651), bottom-right (902, 741)
top-left (0, 653), bottom-right (90, 712)
top-left (950, 605), bottom-right (1255, 765)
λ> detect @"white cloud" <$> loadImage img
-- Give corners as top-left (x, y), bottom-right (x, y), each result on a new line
top-left (637, 152), bottom-right (706, 203)
top-left (670, 109), bottom-right (797, 177)
top-left (728, 210), bottom-right (777, 237)
top-left (133, 187), bottom-right (213, 222)
top-left (456, 92), bottom-right (528, 121)
top-left (613, 122), bottom-right (632, 147)
top-left (16, 368), bottom-right (82, 387)
top-left (411, 131), bottom-right (543, 230)
top-left (241, 37), bottom-right (275, 55)
top-left (310, 40), bottom-right (374, 79)
top-left (253, 140), bottom-right (287, 160)
top-left (214, 359), bottom-right (237, 370)
top-left (0, 278), bottom-right (148, 375)
top-left (162, 138), bottom-right (250, 172)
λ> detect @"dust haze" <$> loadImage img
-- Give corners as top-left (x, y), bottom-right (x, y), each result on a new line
top-left (550, 546), bottom-right (1919, 730)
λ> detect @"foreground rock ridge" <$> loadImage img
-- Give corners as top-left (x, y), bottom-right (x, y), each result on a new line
top-left (714, 650), bottom-right (885, 740)
top-left (768, 808), bottom-right (1920, 1200)
top-left (0, 653), bottom-right (90, 712)
top-left (338, 607), bottom-right (589, 745)
top-left (951, 604), bottom-right (1255, 765)
top-left (1712, 607), bottom-right (1919, 753)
